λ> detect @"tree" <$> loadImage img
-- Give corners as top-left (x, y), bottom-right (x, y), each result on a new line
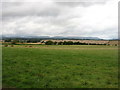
top-left (63, 41), bottom-right (73, 45)
top-left (74, 42), bottom-right (80, 45)
top-left (11, 40), bottom-right (18, 45)
top-left (58, 42), bottom-right (63, 45)
top-left (67, 41), bottom-right (73, 45)
top-left (45, 40), bottom-right (54, 45)
top-left (53, 42), bottom-right (57, 45)
top-left (63, 41), bottom-right (67, 45)
top-left (5, 39), bottom-right (11, 42)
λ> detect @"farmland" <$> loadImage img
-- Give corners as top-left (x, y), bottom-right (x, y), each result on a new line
top-left (2, 45), bottom-right (118, 88)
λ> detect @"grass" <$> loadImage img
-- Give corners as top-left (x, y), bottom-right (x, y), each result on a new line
top-left (2, 45), bottom-right (118, 88)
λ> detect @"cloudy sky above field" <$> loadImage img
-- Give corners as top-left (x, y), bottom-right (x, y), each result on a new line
top-left (1, 0), bottom-right (119, 39)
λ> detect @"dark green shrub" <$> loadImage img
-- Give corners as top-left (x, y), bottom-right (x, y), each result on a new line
top-left (4, 44), bottom-right (8, 47)
top-left (11, 45), bottom-right (14, 47)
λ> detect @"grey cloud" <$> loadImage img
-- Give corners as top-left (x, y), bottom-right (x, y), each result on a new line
top-left (2, 0), bottom-right (118, 39)
top-left (2, 2), bottom-right (60, 18)
top-left (55, 2), bottom-right (106, 7)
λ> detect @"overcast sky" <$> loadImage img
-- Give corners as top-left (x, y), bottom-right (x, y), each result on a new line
top-left (1, 0), bottom-right (118, 39)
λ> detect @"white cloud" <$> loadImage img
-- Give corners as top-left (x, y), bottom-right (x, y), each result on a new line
top-left (1, 0), bottom-right (118, 39)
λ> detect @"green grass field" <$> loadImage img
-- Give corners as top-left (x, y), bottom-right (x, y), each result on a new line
top-left (2, 45), bottom-right (118, 88)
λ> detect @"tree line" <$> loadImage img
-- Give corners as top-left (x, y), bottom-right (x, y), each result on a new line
top-left (45, 40), bottom-right (106, 45)
top-left (4, 39), bottom-right (41, 44)
top-left (3, 39), bottom-right (107, 45)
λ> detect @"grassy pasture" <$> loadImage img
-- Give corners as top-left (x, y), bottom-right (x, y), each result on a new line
top-left (2, 45), bottom-right (118, 88)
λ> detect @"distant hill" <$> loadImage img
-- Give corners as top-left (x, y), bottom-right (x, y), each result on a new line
top-left (2, 35), bottom-right (119, 40)
top-left (2, 35), bottom-right (103, 40)
top-left (52, 36), bottom-right (101, 40)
